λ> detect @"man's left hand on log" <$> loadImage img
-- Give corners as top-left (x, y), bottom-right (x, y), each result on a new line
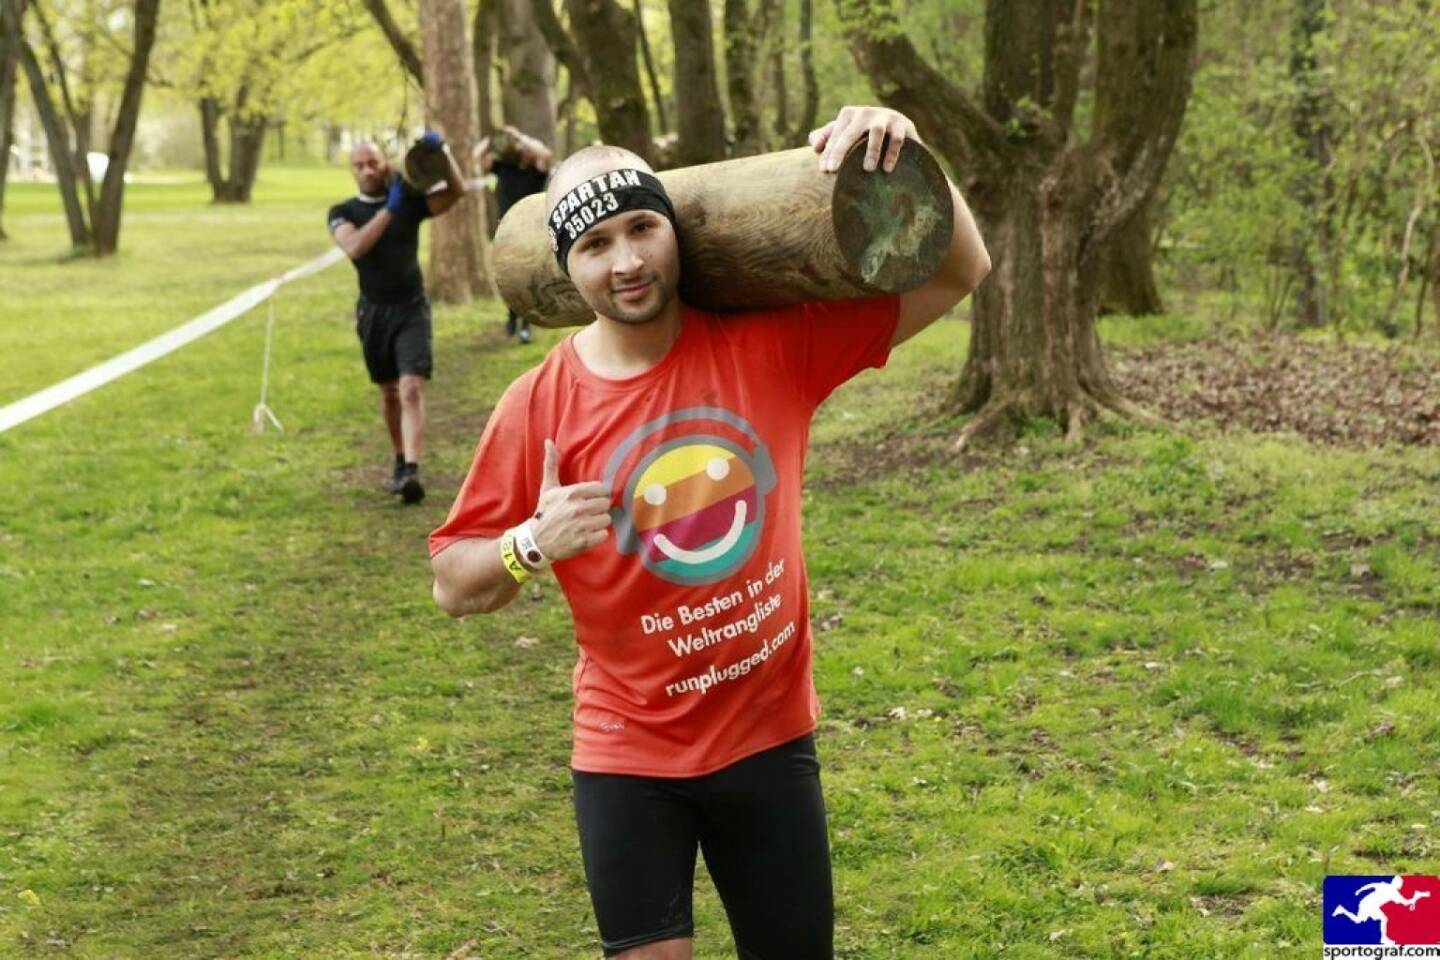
top-left (809, 106), bottom-right (920, 175)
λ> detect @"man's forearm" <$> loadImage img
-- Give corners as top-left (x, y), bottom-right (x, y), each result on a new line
top-left (443, 149), bottom-right (466, 197)
top-left (425, 151), bottom-right (470, 216)
top-left (432, 536), bottom-right (523, 617)
top-left (339, 210), bottom-right (392, 260)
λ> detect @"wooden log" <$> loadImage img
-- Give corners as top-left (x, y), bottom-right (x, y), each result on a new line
top-left (402, 139), bottom-right (451, 192)
top-left (487, 129), bottom-right (526, 165)
top-left (492, 138), bottom-right (954, 327)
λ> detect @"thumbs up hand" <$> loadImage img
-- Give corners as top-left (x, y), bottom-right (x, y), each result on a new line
top-left (531, 439), bottom-right (612, 562)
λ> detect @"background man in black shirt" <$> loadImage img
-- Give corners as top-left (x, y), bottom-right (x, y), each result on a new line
top-left (327, 134), bottom-right (467, 504)
top-left (474, 126), bottom-right (552, 344)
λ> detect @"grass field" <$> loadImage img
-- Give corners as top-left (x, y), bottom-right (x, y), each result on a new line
top-left (2, 169), bottom-right (1438, 958)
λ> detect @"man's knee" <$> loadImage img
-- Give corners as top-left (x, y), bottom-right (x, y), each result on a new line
top-left (397, 376), bottom-right (425, 405)
top-left (379, 380), bottom-right (400, 400)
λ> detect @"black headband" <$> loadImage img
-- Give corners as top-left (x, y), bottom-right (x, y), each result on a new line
top-left (547, 168), bottom-right (677, 275)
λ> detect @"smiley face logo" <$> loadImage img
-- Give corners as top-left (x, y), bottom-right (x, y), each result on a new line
top-left (604, 408), bottom-right (777, 586)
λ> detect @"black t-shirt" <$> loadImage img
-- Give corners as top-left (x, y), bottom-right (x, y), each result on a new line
top-left (493, 159), bottom-right (548, 218)
top-left (327, 188), bottom-right (433, 304)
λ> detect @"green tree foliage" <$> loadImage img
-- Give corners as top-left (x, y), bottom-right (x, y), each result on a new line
top-left (1164, 0), bottom-right (1440, 337)
top-left (4, 0), bottom-right (161, 254)
top-left (162, 0), bottom-right (382, 200)
top-left (1164, 0), bottom-right (1305, 327)
top-left (1312, 0), bottom-right (1439, 336)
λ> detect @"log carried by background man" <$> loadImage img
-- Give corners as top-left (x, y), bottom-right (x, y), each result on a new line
top-left (493, 138), bottom-right (957, 327)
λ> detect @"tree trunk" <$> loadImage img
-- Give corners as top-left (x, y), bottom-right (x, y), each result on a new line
top-left (204, 86), bottom-right (268, 205)
top-left (1100, 201), bottom-right (1164, 316)
top-left (31, 0), bottom-right (94, 221)
top-left (667, 0), bottom-right (726, 164)
top-left (499, 0), bottom-right (557, 145)
top-left (633, 0), bottom-right (666, 136)
top-left (955, 162), bottom-right (1130, 439)
top-left (770, 8), bottom-right (786, 141)
top-left (559, 66), bottom-right (576, 155)
top-left (562, 0), bottom-right (653, 161)
top-left (0, 10), bottom-right (18, 240)
top-left (222, 113), bottom-right (267, 203)
top-left (420, 0), bottom-right (487, 302)
top-left (200, 96), bottom-right (225, 197)
top-left (843, 0), bottom-right (1196, 445)
top-left (1423, 220), bottom-right (1440, 339)
top-left (3, 0), bottom-right (89, 250)
top-left (1288, 0), bottom-right (1332, 329)
top-left (1431, 244), bottom-right (1440, 340)
top-left (783, 0), bottom-right (818, 148)
top-left (90, 0), bottom-right (160, 256)
top-left (723, 0), bottom-right (779, 156)
top-left (474, 0), bottom-right (497, 136)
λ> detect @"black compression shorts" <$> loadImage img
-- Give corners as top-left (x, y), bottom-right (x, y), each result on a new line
top-left (355, 294), bottom-right (432, 383)
top-left (571, 733), bottom-right (834, 959)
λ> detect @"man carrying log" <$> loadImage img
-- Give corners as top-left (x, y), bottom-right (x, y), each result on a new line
top-left (430, 105), bottom-right (989, 960)
top-left (328, 134), bottom-right (468, 504)
top-left (474, 125), bottom-right (554, 345)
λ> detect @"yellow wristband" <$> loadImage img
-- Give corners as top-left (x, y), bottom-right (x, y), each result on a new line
top-left (500, 532), bottom-right (531, 584)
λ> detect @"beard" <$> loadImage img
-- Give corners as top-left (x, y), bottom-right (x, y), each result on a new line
top-left (597, 269), bottom-right (676, 325)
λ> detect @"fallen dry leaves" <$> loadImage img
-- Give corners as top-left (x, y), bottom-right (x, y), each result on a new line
top-left (1112, 334), bottom-right (1440, 447)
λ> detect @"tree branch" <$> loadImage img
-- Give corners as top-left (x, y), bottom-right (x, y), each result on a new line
top-left (29, 0), bottom-right (80, 136)
top-left (1050, 0), bottom-right (1091, 133)
top-left (3, 0), bottom-right (91, 247)
top-left (284, 25), bottom-right (364, 66)
top-left (528, 0), bottom-right (589, 100)
top-left (837, 0), bottom-right (1006, 178)
top-left (360, 0), bottom-right (423, 85)
top-left (91, 0), bottom-right (160, 252)
top-left (29, 0), bottom-right (95, 218)
top-left (1090, 0), bottom-right (1198, 244)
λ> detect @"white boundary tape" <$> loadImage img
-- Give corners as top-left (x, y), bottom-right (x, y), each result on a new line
top-left (0, 246), bottom-right (345, 435)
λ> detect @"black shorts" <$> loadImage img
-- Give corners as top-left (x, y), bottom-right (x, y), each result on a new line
top-left (571, 733), bottom-right (833, 959)
top-left (355, 294), bottom-right (432, 383)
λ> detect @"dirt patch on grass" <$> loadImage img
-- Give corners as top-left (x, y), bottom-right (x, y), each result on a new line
top-left (427, 326), bottom-right (513, 438)
top-left (810, 385), bottom-right (997, 489)
top-left (1190, 894), bottom-right (1252, 918)
top-left (334, 325), bottom-right (510, 493)
top-left (1113, 334), bottom-right (1440, 447)
top-left (812, 429), bottom-right (994, 490)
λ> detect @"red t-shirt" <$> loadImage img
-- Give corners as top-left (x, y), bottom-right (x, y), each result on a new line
top-left (429, 295), bottom-right (900, 777)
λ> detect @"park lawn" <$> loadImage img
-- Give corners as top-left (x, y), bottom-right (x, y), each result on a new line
top-left (0, 168), bottom-right (355, 403)
top-left (1, 169), bottom-right (1438, 958)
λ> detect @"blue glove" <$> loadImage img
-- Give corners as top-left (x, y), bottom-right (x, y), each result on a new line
top-left (385, 175), bottom-right (408, 214)
top-left (419, 130), bottom-right (445, 151)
